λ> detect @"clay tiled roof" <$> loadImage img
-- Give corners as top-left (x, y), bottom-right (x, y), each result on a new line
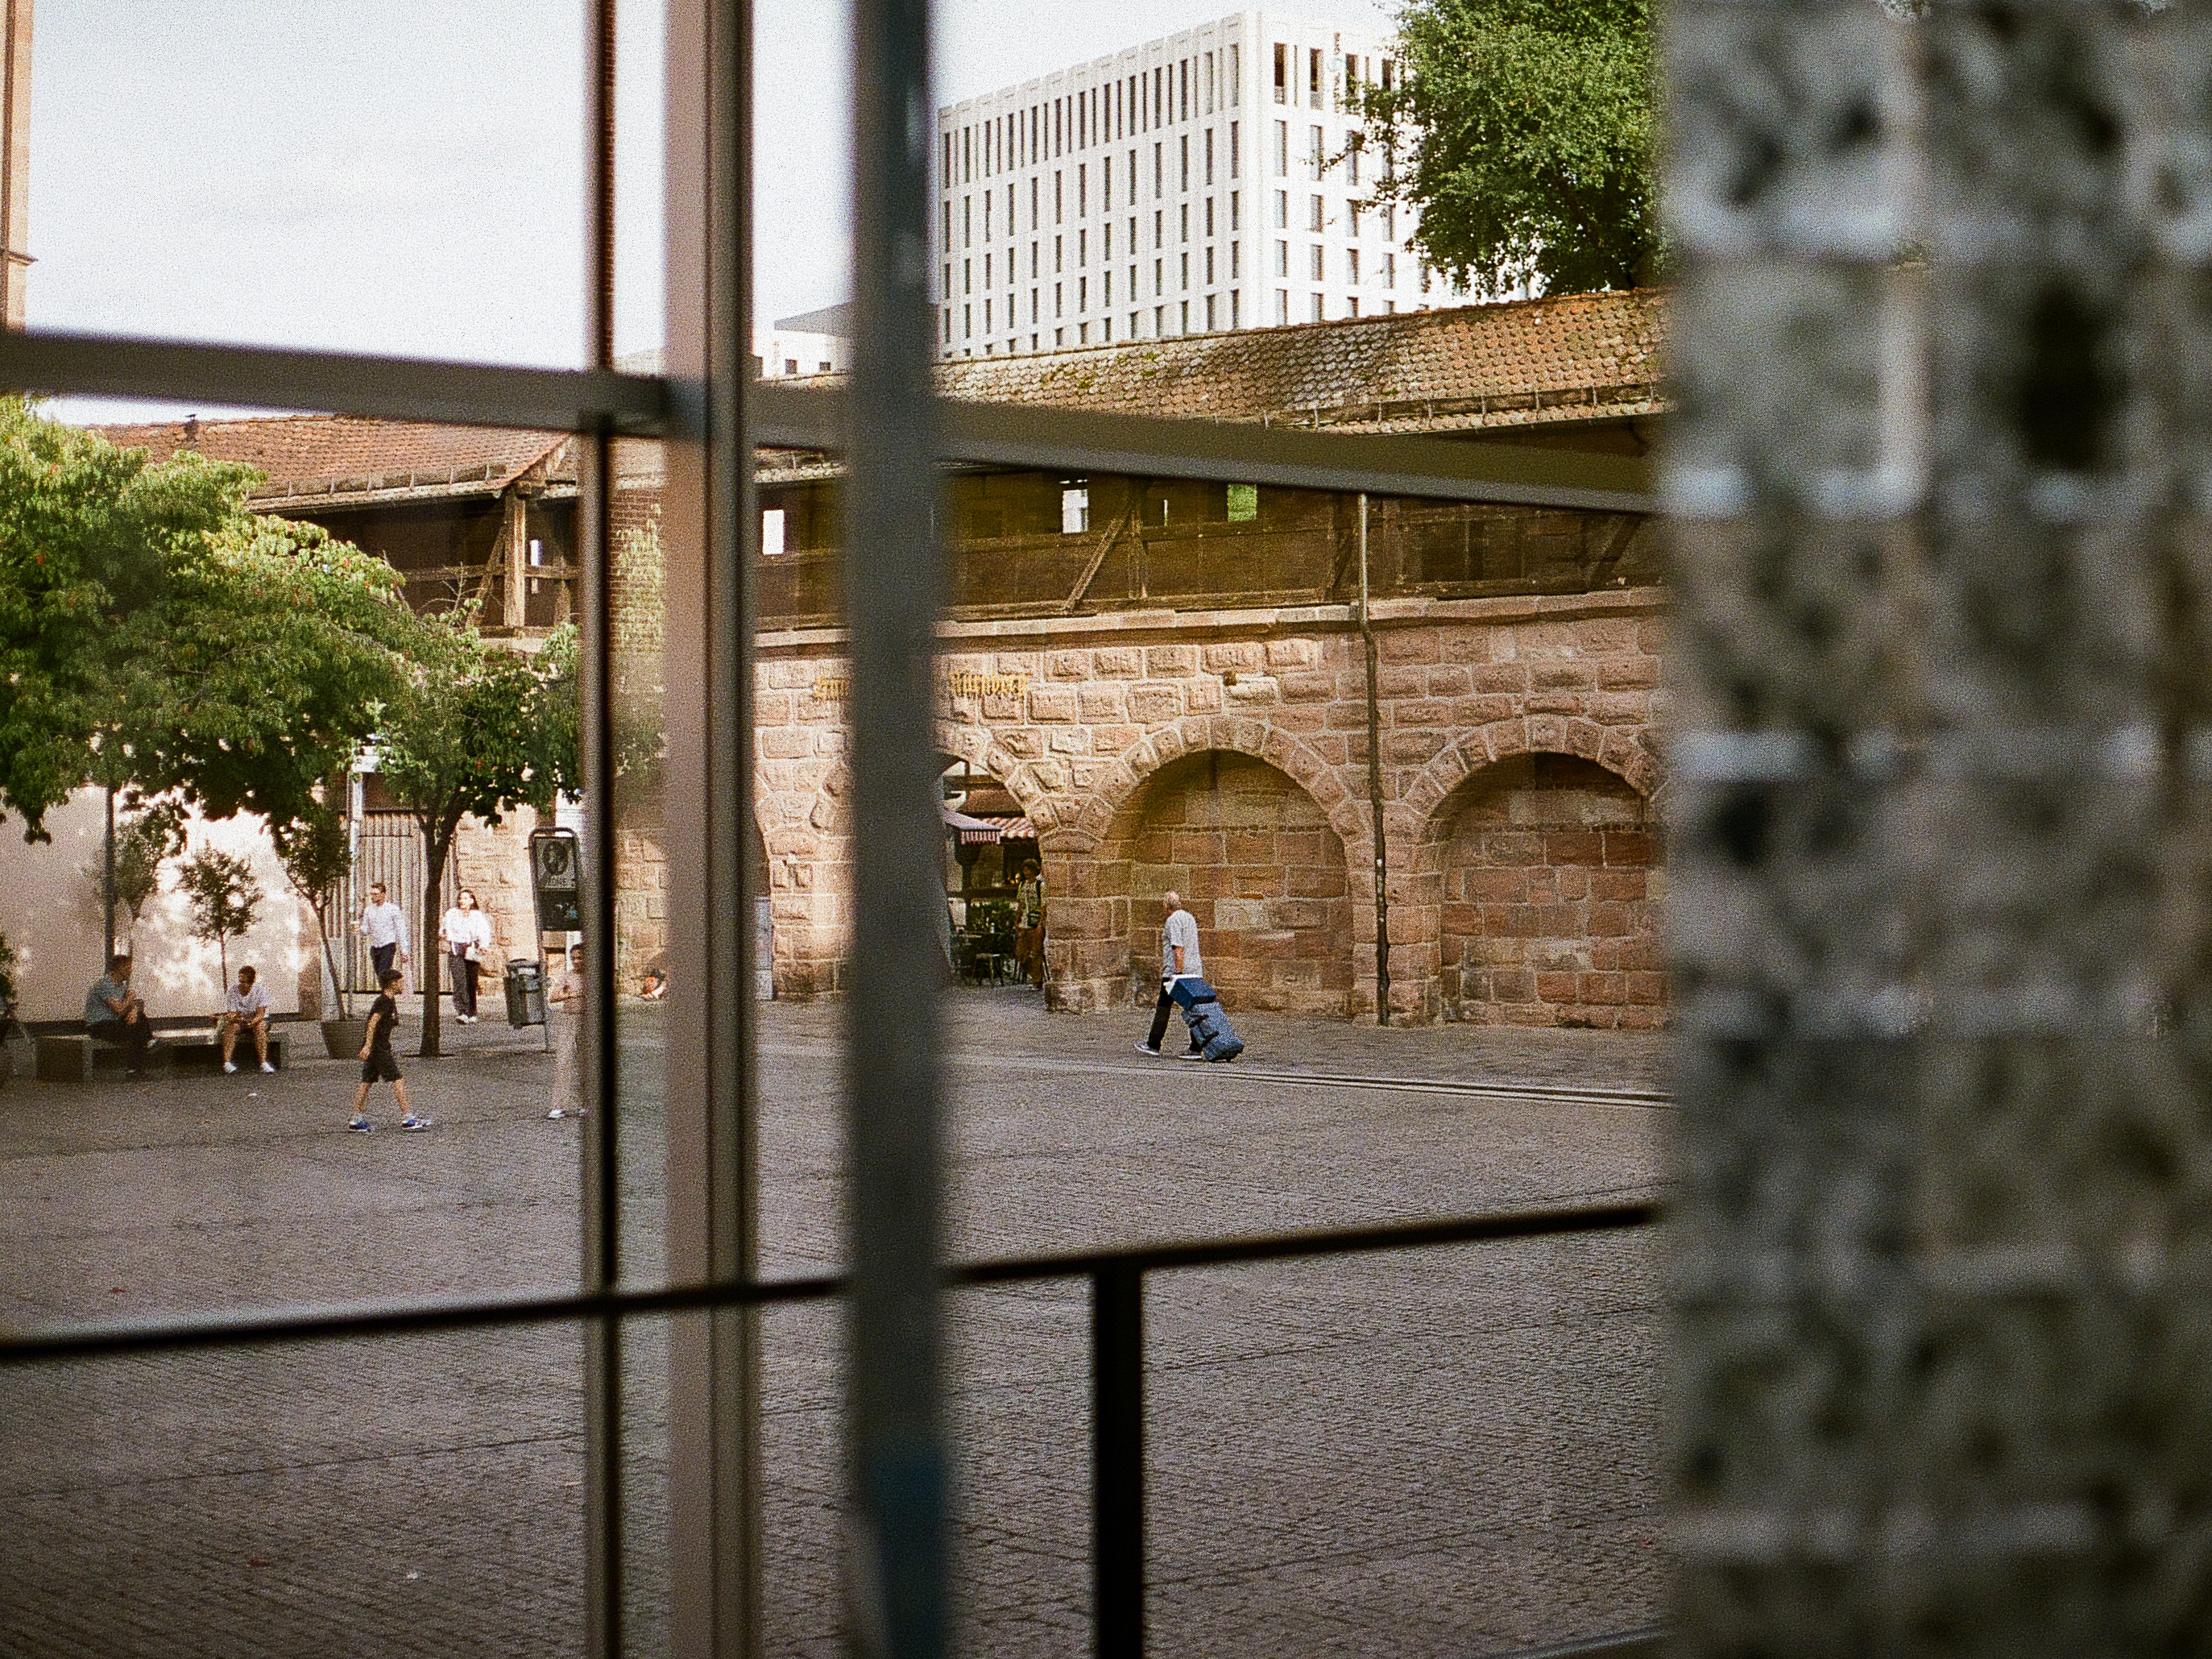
top-left (94, 416), bottom-right (568, 506)
top-left (930, 288), bottom-right (1666, 434)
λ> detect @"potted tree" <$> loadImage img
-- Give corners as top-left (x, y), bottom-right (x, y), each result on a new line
top-left (276, 800), bottom-right (367, 1058)
top-left (177, 846), bottom-right (262, 997)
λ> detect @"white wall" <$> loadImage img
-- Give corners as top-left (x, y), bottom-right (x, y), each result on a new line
top-left (0, 787), bottom-right (309, 1022)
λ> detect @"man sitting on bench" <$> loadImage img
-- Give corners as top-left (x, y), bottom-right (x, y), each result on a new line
top-left (220, 964), bottom-right (274, 1074)
top-left (85, 954), bottom-right (156, 1076)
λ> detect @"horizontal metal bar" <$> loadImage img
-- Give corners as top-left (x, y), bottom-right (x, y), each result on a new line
top-left (0, 330), bottom-right (1653, 513)
top-left (0, 1200), bottom-right (1660, 1366)
top-left (951, 1198), bottom-right (1663, 1284)
top-left (756, 381), bottom-right (1655, 511)
top-left (0, 329), bottom-right (669, 435)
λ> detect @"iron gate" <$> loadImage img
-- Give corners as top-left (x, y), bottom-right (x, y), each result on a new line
top-left (342, 811), bottom-right (454, 996)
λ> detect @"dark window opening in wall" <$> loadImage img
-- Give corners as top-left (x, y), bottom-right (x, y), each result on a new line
top-left (1274, 42), bottom-right (1288, 103)
top-left (1310, 48), bottom-right (1322, 108)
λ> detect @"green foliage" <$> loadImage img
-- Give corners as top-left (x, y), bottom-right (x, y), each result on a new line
top-left (0, 928), bottom-right (15, 1011)
top-left (1361, 0), bottom-right (1659, 297)
top-left (0, 398), bottom-right (411, 843)
top-left (275, 795), bottom-right (354, 1020)
top-left (177, 846), bottom-right (263, 985)
top-left (114, 801), bottom-right (186, 927)
top-left (372, 608), bottom-right (577, 1053)
top-left (0, 398), bottom-right (250, 834)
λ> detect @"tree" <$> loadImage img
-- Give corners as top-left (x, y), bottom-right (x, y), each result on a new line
top-left (0, 398), bottom-right (412, 842)
top-left (110, 801), bottom-right (185, 948)
top-left (372, 609), bottom-right (577, 1056)
top-left (275, 796), bottom-right (354, 1022)
top-left (0, 398), bottom-right (250, 836)
top-left (178, 846), bottom-right (263, 989)
top-left (1359, 0), bottom-right (1658, 298)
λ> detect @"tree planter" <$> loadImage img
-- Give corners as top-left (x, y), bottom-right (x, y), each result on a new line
top-left (322, 1018), bottom-right (370, 1060)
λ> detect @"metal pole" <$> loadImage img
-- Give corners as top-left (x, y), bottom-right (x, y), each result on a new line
top-left (1358, 493), bottom-right (1390, 1024)
top-left (1092, 1267), bottom-right (1145, 1659)
top-left (579, 0), bottom-right (621, 1653)
top-left (846, 0), bottom-right (949, 1653)
top-left (102, 783), bottom-right (115, 965)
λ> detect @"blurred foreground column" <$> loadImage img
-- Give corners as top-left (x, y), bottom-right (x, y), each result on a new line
top-left (1667, 2), bottom-right (2212, 1649)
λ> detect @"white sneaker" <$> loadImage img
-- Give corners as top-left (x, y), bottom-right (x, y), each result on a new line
top-left (259, 1061), bottom-right (276, 1074)
top-left (222, 1060), bottom-right (238, 1073)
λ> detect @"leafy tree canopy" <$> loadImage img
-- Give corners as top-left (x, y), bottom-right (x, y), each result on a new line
top-left (373, 609), bottom-right (577, 1054)
top-left (1361, 0), bottom-right (1659, 298)
top-left (0, 398), bottom-right (412, 841)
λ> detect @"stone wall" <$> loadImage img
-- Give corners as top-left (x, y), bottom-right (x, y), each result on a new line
top-left (1430, 753), bottom-right (1663, 1030)
top-left (752, 588), bottom-right (1667, 1024)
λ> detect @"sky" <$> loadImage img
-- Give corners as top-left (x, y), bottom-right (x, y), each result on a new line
top-left (28, 1), bottom-right (1393, 421)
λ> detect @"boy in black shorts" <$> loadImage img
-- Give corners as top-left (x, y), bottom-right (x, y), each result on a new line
top-left (348, 968), bottom-right (429, 1132)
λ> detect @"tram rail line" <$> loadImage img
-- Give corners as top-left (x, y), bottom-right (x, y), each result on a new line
top-left (756, 1040), bottom-right (1671, 1109)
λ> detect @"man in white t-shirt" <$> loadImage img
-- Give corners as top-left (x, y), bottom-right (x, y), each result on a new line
top-left (1136, 891), bottom-right (1206, 1058)
top-left (220, 964), bottom-right (275, 1073)
top-left (358, 883), bottom-right (410, 984)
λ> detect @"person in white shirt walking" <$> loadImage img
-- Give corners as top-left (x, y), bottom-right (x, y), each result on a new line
top-left (358, 883), bottom-right (410, 985)
top-left (219, 964), bottom-right (275, 1073)
top-left (439, 887), bottom-right (495, 1023)
top-left (1136, 892), bottom-right (1206, 1058)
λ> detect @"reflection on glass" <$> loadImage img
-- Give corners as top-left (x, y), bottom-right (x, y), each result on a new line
top-left (31, 2), bottom-right (597, 363)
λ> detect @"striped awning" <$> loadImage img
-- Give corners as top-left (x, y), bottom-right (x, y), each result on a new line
top-left (942, 809), bottom-right (1035, 846)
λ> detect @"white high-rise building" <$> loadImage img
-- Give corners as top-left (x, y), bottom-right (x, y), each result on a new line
top-left (934, 10), bottom-right (1471, 359)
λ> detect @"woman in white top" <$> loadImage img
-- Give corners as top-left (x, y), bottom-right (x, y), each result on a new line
top-left (439, 888), bottom-right (495, 1023)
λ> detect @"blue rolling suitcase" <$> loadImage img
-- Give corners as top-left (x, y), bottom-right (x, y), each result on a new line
top-left (1167, 976), bottom-right (1245, 1062)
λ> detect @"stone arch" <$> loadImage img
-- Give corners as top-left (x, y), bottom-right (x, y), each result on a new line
top-left (1399, 717), bottom-right (1661, 835)
top-left (1055, 744), bottom-right (1357, 1018)
top-left (1414, 746), bottom-right (1664, 1030)
top-left (1062, 715), bottom-right (1361, 854)
top-left (806, 719), bottom-right (1061, 840)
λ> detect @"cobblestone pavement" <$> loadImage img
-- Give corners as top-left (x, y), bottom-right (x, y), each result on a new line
top-left (0, 989), bottom-right (1669, 1657)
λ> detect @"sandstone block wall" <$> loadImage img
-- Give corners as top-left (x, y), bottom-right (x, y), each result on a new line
top-left (748, 590), bottom-right (1668, 1025)
top-left (1431, 753), bottom-right (1663, 1030)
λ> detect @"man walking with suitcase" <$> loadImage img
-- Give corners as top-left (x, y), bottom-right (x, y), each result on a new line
top-left (1137, 892), bottom-right (1206, 1059)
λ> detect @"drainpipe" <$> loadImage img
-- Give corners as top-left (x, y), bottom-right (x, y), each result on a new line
top-left (1358, 493), bottom-right (1390, 1024)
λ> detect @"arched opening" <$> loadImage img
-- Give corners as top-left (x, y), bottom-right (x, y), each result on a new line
top-left (1100, 749), bottom-right (1352, 1015)
top-left (1431, 753), bottom-right (1662, 1028)
top-left (940, 758), bottom-right (1040, 983)
top-left (750, 815), bottom-right (773, 999)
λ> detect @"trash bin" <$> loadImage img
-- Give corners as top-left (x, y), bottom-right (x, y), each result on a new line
top-left (503, 958), bottom-right (548, 1028)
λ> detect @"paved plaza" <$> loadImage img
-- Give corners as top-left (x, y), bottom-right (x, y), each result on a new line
top-left (0, 990), bottom-right (1669, 1657)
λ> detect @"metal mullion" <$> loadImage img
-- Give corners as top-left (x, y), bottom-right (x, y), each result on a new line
top-left (846, 1), bottom-right (951, 1654)
top-left (0, 330), bottom-right (665, 433)
top-left (580, 2), bottom-right (622, 1654)
top-left (664, 0), bottom-right (761, 1653)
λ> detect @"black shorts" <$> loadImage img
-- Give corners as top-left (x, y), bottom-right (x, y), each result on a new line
top-left (361, 1049), bottom-right (403, 1084)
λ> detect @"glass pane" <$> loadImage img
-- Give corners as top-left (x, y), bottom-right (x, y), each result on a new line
top-left (0, 1331), bottom-right (588, 1654)
top-left (609, 433), bottom-right (668, 1288)
top-left (1149, 1242), bottom-right (1665, 1654)
top-left (30, 2), bottom-right (593, 366)
top-left (0, 406), bottom-right (599, 1321)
